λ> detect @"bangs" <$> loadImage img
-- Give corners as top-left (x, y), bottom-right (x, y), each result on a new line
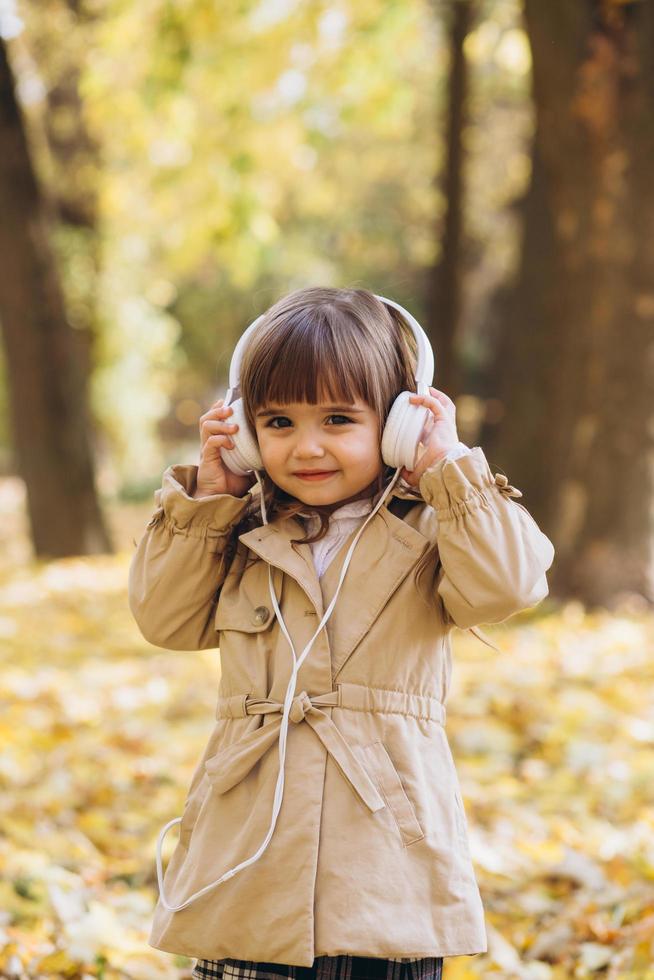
top-left (245, 309), bottom-right (374, 411)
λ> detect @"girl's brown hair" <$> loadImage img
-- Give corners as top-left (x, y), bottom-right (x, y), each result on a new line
top-left (233, 285), bottom-right (440, 608)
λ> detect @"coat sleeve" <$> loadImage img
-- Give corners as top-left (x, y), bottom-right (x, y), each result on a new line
top-left (128, 463), bottom-right (255, 650)
top-left (417, 446), bottom-right (555, 629)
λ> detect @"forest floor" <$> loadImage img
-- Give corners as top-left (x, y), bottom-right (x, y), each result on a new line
top-left (1, 476), bottom-right (653, 979)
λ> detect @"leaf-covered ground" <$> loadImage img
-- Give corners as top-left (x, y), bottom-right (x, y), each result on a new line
top-left (1, 476), bottom-right (654, 979)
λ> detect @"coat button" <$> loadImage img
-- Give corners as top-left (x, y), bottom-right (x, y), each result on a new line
top-left (253, 605), bottom-right (271, 625)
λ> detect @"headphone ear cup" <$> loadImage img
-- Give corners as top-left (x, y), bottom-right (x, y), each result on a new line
top-left (381, 391), bottom-right (429, 471)
top-left (219, 398), bottom-right (263, 475)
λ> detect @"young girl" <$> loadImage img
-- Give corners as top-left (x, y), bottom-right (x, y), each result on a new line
top-left (128, 287), bottom-right (555, 980)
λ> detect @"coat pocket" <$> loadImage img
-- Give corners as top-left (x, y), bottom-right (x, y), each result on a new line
top-left (214, 598), bottom-right (277, 634)
top-left (179, 771), bottom-right (212, 849)
top-left (356, 740), bottom-right (425, 847)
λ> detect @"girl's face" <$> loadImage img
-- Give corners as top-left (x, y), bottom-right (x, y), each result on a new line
top-left (254, 396), bottom-right (383, 510)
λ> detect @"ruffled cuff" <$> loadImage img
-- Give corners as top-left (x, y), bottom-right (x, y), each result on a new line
top-left (418, 446), bottom-right (523, 520)
top-left (441, 441), bottom-right (473, 463)
top-left (147, 464), bottom-right (254, 538)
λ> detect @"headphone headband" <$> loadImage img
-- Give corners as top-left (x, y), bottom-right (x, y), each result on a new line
top-left (224, 293), bottom-right (434, 404)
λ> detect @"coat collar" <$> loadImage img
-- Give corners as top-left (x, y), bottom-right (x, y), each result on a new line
top-left (238, 479), bottom-right (430, 679)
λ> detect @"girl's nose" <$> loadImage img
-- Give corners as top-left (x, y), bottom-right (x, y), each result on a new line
top-left (293, 432), bottom-right (325, 457)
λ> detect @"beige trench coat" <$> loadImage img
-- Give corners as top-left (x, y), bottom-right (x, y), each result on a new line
top-left (128, 447), bottom-right (555, 965)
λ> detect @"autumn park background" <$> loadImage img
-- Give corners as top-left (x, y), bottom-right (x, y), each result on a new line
top-left (1, 0), bottom-right (654, 977)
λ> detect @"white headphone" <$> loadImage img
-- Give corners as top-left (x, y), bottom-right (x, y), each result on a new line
top-left (219, 293), bottom-right (435, 475)
top-left (155, 294), bottom-right (436, 912)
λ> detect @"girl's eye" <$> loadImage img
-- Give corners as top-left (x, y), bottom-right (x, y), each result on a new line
top-left (266, 414), bottom-right (354, 429)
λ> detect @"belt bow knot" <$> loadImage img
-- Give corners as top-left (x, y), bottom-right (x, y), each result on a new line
top-left (205, 682), bottom-right (446, 816)
top-left (289, 690), bottom-right (313, 723)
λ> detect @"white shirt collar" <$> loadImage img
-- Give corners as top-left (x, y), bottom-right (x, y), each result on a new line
top-left (297, 485), bottom-right (388, 522)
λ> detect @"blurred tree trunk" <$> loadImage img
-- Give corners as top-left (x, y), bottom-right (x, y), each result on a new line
top-left (0, 36), bottom-right (113, 558)
top-left (484, 0), bottom-right (654, 609)
top-left (426, 0), bottom-right (473, 397)
top-left (479, 131), bottom-right (557, 523)
top-left (24, 0), bottom-right (104, 384)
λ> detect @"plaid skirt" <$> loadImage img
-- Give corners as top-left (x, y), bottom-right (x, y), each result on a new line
top-left (191, 956), bottom-right (443, 980)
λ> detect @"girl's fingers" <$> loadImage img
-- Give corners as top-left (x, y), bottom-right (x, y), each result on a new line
top-left (410, 390), bottom-right (454, 416)
top-left (202, 420), bottom-right (239, 435)
top-left (423, 387), bottom-right (452, 402)
top-left (200, 418), bottom-right (239, 446)
top-left (205, 433), bottom-right (236, 450)
top-left (415, 386), bottom-right (453, 402)
top-left (202, 399), bottom-right (224, 416)
top-left (199, 403), bottom-right (234, 430)
top-left (409, 394), bottom-right (443, 414)
top-left (429, 387), bottom-right (455, 406)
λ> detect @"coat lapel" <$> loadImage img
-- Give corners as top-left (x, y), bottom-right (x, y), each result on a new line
top-left (237, 518), bottom-right (325, 617)
top-left (320, 505), bottom-right (430, 679)
top-left (237, 485), bottom-right (431, 681)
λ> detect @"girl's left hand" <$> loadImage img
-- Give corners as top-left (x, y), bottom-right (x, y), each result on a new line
top-left (400, 386), bottom-right (460, 487)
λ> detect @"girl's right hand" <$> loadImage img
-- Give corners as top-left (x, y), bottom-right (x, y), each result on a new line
top-left (193, 399), bottom-right (258, 498)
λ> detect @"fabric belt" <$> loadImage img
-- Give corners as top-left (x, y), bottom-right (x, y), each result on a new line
top-left (206, 681), bottom-right (446, 815)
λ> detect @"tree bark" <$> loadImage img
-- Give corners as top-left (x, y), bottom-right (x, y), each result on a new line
top-left (485, 0), bottom-right (654, 608)
top-left (0, 36), bottom-right (112, 558)
top-left (427, 0), bottom-right (474, 398)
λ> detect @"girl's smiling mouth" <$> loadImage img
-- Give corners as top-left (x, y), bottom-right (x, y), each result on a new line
top-left (293, 470), bottom-right (338, 480)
